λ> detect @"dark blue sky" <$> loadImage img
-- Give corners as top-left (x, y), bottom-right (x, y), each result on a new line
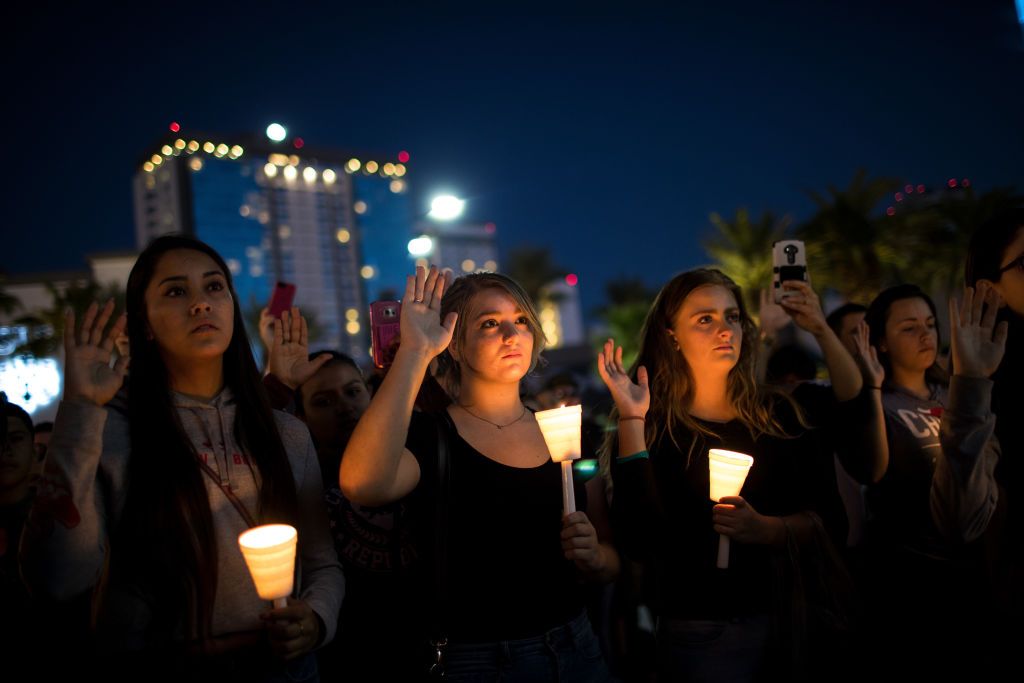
top-left (7, 1), bottom-right (1024, 314)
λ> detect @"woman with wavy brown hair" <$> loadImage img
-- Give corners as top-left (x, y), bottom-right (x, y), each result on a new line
top-left (598, 268), bottom-right (863, 682)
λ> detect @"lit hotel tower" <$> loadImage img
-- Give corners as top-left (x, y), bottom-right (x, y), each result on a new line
top-left (132, 122), bottom-right (413, 359)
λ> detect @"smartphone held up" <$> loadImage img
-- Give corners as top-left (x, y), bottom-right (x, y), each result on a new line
top-left (370, 300), bottom-right (402, 369)
top-left (772, 240), bottom-right (808, 303)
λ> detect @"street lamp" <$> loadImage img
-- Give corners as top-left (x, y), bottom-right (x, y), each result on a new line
top-left (266, 123), bottom-right (287, 142)
top-left (428, 195), bottom-right (465, 221)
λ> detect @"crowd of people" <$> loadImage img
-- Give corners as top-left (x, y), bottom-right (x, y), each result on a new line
top-left (1, 207), bottom-right (1021, 682)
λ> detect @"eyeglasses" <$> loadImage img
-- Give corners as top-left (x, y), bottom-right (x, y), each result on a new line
top-left (998, 252), bottom-right (1024, 276)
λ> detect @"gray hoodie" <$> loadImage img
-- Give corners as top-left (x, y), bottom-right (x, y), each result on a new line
top-left (21, 388), bottom-right (344, 646)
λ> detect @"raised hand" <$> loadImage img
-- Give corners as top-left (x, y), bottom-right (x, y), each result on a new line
top-left (950, 283), bottom-right (1008, 379)
top-left (258, 306), bottom-right (276, 352)
top-left (758, 288), bottom-right (790, 341)
top-left (778, 280), bottom-right (828, 337)
top-left (399, 265), bottom-right (457, 360)
top-left (63, 300), bottom-right (129, 406)
top-left (269, 306), bottom-right (332, 389)
top-left (851, 320), bottom-right (885, 388)
top-left (596, 338), bottom-right (650, 419)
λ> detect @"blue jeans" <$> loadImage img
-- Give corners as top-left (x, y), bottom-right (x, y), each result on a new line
top-left (440, 611), bottom-right (613, 682)
top-left (656, 614), bottom-right (771, 683)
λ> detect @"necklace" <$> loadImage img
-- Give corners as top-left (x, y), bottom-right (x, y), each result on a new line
top-left (457, 403), bottom-right (528, 429)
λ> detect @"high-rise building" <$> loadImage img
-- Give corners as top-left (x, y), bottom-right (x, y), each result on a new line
top-left (132, 124), bottom-right (413, 359)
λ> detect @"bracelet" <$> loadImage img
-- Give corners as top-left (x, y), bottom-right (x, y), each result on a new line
top-left (865, 385), bottom-right (882, 391)
top-left (618, 415), bottom-right (646, 422)
top-left (617, 450), bottom-right (649, 463)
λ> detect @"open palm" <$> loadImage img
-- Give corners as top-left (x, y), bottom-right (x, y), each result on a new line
top-left (269, 307), bottom-right (331, 389)
top-left (596, 338), bottom-right (649, 418)
top-left (400, 266), bottom-right (458, 359)
top-left (63, 300), bottom-right (129, 406)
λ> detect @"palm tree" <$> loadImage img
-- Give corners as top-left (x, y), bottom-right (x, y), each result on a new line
top-left (594, 277), bottom-right (656, 371)
top-left (13, 280), bottom-right (124, 359)
top-left (703, 208), bottom-right (791, 315)
top-left (795, 169), bottom-right (902, 302)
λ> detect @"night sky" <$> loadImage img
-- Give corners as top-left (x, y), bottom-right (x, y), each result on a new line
top-left (7, 0), bottom-right (1024, 315)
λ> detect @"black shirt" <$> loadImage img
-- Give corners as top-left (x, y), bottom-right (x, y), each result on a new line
top-left (405, 411), bottom-right (589, 642)
top-left (611, 396), bottom-right (846, 619)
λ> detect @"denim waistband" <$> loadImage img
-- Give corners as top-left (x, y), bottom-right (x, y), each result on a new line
top-left (445, 610), bottom-right (593, 654)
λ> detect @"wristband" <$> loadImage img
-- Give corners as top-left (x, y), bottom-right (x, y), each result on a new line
top-left (618, 415), bottom-right (646, 422)
top-left (617, 450), bottom-right (649, 463)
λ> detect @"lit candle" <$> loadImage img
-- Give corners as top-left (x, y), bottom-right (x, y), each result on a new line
top-left (707, 449), bottom-right (754, 569)
top-left (535, 404), bottom-right (583, 514)
top-left (238, 524), bottom-right (298, 608)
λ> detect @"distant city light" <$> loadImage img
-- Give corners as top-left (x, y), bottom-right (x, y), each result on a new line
top-left (962, 178), bottom-right (971, 187)
top-left (143, 161), bottom-right (155, 172)
top-left (346, 308), bottom-right (360, 321)
top-left (916, 184), bottom-right (925, 193)
top-left (461, 259), bottom-right (476, 272)
top-left (354, 201), bottom-right (367, 214)
top-left (398, 150), bottom-right (410, 163)
top-left (161, 144), bottom-right (173, 155)
top-left (174, 139), bottom-right (186, 150)
top-left (948, 178), bottom-right (958, 188)
top-left (229, 145), bottom-right (244, 159)
top-left (429, 195), bottom-right (465, 221)
top-left (323, 169), bottom-right (336, 184)
top-left (346, 321), bottom-right (361, 335)
top-left (565, 274), bottom-right (578, 286)
top-left (484, 260), bottom-right (497, 271)
top-left (393, 164), bottom-right (406, 177)
top-left (264, 162), bottom-right (278, 178)
top-left (169, 122), bottom-right (181, 132)
top-left (0, 357), bottom-right (61, 416)
top-left (905, 185), bottom-right (914, 194)
top-left (187, 140), bottom-right (199, 152)
top-left (151, 154), bottom-right (162, 165)
top-left (283, 165), bottom-right (298, 181)
top-left (266, 123), bottom-right (287, 142)
top-left (302, 167), bottom-right (317, 183)
top-left (382, 162), bottom-right (395, 176)
top-left (360, 265), bottom-right (375, 279)
top-left (886, 207), bottom-right (896, 216)
top-left (203, 141), bottom-right (215, 153)
top-left (407, 236), bottom-right (434, 256)
top-left (484, 222), bottom-right (496, 233)
top-left (189, 158), bottom-right (203, 172)
top-left (365, 160), bottom-right (379, 173)
top-left (293, 137), bottom-right (304, 149)
top-left (390, 180), bottom-right (406, 193)
top-left (336, 229), bottom-right (351, 243)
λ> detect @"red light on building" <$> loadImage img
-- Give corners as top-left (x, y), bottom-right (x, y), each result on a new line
top-left (905, 184), bottom-right (914, 193)
top-left (916, 184), bottom-right (925, 193)
top-left (169, 122), bottom-right (181, 132)
top-left (895, 192), bottom-right (904, 202)
top-left (293, 137), bottom-right (304, 149)
top-left (886, 207), bottom-right (896, 216)
top-left (565, 274), bottom-right (578, 286)
top-left (398, 150), bottom-right (410, 163)
top-left (484, 222), bottom-right (496, 233)
top-left (947, 178), bottom-right (957, 188)
top-left (962, 178), bottom-right (971, 187)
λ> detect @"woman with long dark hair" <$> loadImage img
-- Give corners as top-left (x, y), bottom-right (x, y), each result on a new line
top-left (340, 266), bottom-right (616, 681)
top-left (22, 235), bottom-right (342, 680)
top-left (597, 268), bottom-right (858, 681)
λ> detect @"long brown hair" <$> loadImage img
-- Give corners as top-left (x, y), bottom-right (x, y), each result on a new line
top-left (435, 272), bottom-right (547, 400)
top-left (601, 268), bottom-right (800, 471)
top-left (113, 234), bottom-right (299, 644)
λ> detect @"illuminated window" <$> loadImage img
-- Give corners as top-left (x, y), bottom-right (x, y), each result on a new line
top-left (461, 259), bottom-right (476, 272)
top-left (360, 265), bottom-right (375, 279)
top-left (336, 229), bottom-right (351, 243)
top-left (365, 160), bottom-right (379, 173)
top-left (353, 201), bottom-right (367, 214)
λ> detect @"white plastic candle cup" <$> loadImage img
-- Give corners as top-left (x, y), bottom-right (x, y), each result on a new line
top-left (708, 449), bottom-right (754, 502)
top-left (707, 449), bottom-right (753, 570)
top-left (535, 404), bottom-right (583, 463)
top-left (238, 524), bottom-right (298, 608)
